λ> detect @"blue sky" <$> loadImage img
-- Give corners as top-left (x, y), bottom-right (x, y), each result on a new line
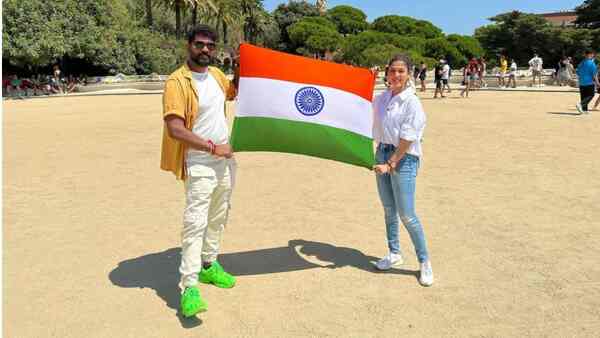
top-left (263, 0), bottom-right (583, 35)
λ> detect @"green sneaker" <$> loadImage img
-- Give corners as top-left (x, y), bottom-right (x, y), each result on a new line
top-left (199, 261), bottom-right (236, 288)
top-left (180, 286), bottom-right (207, 317)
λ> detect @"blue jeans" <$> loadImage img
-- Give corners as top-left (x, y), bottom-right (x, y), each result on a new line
top-left (375, 143), bottom-right (429, 263)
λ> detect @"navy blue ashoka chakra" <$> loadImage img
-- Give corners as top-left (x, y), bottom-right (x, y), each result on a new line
top-left (294, 87), bottom-right (325, 116)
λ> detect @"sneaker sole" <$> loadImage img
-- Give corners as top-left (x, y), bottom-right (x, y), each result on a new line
top-left (419, 280), bottom-right (434, 287)
top-left (199, 278), bottom-right (236, 289)
top-left (181, 306), bottom-right (207, 318)
top-left (374, 259), bottom-right (405, 271)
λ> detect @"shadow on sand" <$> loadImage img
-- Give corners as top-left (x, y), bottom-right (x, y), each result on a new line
top-left (109, 239), bottom-right (418, 327)
top-left (547, 111), bottom-right (583, 116)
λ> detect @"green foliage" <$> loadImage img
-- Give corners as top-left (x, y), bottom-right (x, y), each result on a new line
top-left (3, 0), bottom-right (69, 68)
top-left (361, 44), bottom-right (424, 68)
top-left (257, 14), bottom-right (282, 50)
top-left (326, 5), bottom-right (368, 35)
top-left (130, 31), bottom-right (187, 74)
top-left (273, 0), bottom-right (320, 51)
top-left (423, 38), bottom-right (466, 67)
top-left (287, 17), bottom-right (342, 56)
top-left (240, 0), bottom-right (272, 44)
top-left (474, 10), bottom-right (597, 66)
top-left (446, 34), bottom-right (484, 60)
top-left (300, 16), bottom-right (337, 30)
top-left (339, 30), bottom-right (426, 65)
top-left (371, 15), bottom-right (443, 39)
top-left (2, 0), bottom-right (184, 74)
top-left (575, 0), bottom-right (600, 29)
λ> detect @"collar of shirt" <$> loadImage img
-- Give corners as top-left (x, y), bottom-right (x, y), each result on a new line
top-left (386, 85), bottom-right (416, 107)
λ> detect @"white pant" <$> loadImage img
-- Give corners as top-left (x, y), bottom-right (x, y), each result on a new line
top-left (180, 165), bottom-right (232, 287)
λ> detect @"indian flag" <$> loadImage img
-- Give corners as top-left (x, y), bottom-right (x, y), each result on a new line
top-left (231, 44), bottom-right (376, 169)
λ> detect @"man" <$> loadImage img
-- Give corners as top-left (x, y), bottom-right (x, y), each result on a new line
top-left (575, 50), bottom-right (598, 114)
top-left (160, 25), bottom-right (238, 317)
top-left (433, 60), bottom-right (445, 98)
top-left (529, 53), bottom-right (544, 87)
top-left (441, 59), bottom-right (451, 94)
top-left (592, 66), bottom-right (600, 111)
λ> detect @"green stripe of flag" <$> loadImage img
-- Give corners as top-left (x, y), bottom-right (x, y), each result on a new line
top-left (231, 116), bottom-right (375, 169)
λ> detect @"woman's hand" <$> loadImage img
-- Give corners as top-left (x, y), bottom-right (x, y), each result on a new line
top-left (373, 164), bottom-right (392, 175)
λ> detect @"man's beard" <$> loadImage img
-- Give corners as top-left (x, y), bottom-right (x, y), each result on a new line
top-left (191, 53), bottom-right (212, 67)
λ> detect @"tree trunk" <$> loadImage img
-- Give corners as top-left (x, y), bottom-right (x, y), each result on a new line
top-left (145, 0), bottom-right (153, 28)
top-left (223, 22), bottom-right (228, 44)
top-left (175, 0), bottom-right (182, 39)
top-left (216, 11), bottom-right (222, 42)
top-left (192, 2), bottom-right (197, 27)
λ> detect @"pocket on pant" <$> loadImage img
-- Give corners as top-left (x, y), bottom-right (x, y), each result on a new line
top-left (375, 147), bottom-right (386, 164)
top-left (187, 165), bottom-right (217, 178)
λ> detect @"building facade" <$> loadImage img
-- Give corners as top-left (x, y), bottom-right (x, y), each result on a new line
top-left (539, 11), bottom-right (577, 27)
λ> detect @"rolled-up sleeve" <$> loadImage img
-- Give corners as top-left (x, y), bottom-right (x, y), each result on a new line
top-left (398, 98), bottom-right (426, 142)
top-left (162, 79), bottom-right (185, 120)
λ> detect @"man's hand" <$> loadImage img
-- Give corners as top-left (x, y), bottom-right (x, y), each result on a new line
top-left (214, 144), bottom-right (233, 158)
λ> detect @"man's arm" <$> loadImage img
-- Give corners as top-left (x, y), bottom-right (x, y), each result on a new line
top-left (164, 115), bottom-right (232, 158)
top-left (225, 59), bottom-right (240, 101)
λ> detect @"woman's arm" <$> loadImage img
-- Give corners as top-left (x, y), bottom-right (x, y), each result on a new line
top-left (373, 139), bottom-right (412, 174)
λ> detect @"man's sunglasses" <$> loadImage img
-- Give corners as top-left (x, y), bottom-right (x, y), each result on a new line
top-left (192, 41), bottom-right (217, 51)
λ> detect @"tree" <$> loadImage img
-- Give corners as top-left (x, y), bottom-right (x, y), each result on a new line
top-left (575, 0), bottom-right (600, 28)
top-left (446, 34), bottom-right (484, 60)
top-left (326, 5), bottom-right (368, 35)
top-left (423, 38), bottom-right (465, 67)
top-left (338, 30), bottom-right (425, 65)
top-left (287, 17), bottom-right (341, 56)
top-left (362, 44), bottom-right (403, 67)
top-left (371, 15), bottom-right (443, 39)
top-left (239, 0), bottom-right (273, 44)
top-left (3, 0), bottom-right (185, 75)
top-left (273, 0), bottom-right (320, 51)
top-left (211, 0), bottom-right (236, 42)
top-left (474, 11), bottom-right (556, 65)
top-left (146, 0), bottom-right (154, 27)
top-left (159, 0), bottom-right (216, 39)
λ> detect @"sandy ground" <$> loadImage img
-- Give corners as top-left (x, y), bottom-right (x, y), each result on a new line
top-left (3, 90), bottom-right (600, 337)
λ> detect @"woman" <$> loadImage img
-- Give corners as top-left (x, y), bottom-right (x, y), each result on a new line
top-left (460, 57), bottom-right (478, 98)
top-left (478, 57), bottom-right (487, 88)
top-left (558, 57), bottom-right (572, 86)
top-left (507, 59), bottom-right (518, 88)
top-left (372, 54), bottom-right (433, 287)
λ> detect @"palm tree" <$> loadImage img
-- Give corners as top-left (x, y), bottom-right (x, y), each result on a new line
top-left (239, 0), bottom-right (267, 44)
top-left (160, 0), bottom-right (216, 39)
top-left (211, 0), bottom-right (239, 43)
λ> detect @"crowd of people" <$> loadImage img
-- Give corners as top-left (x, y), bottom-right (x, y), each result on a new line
top-left (402, 51), bottom-right (600, 109)
top-left (2, 66), bottom-right (86, 98)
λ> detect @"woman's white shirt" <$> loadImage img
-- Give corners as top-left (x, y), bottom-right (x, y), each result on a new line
top-left (372, 86), bottom-right (426, 157)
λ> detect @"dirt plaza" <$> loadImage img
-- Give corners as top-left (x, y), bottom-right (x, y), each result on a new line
top-left (3, 90), bottom-right (600, 337)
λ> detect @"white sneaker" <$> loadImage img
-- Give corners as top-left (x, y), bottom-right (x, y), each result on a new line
top-left (419, 261), bottom-right (434, 286)
top-left (576, 103), bottom-right (584, 114)
top-left (375, 252), bottom-right (404, 270)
